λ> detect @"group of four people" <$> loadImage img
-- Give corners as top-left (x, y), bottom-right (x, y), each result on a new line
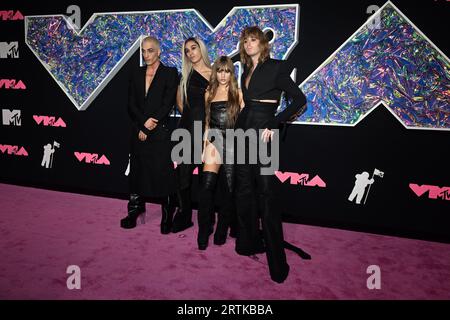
top-left (120, 26), bottom-right (306, 283)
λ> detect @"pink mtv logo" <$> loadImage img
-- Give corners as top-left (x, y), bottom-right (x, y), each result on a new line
top-left (409, 183), bottom-right (450, 201)
top-left (0, 79), bottom-right (26, 89)
top-left (0, 10), bottom-right (23, 21)
top-left (0, 144), bottom-right (28, 156)
top-left (275, 171), bottom-right (326, 187)
top-left (33, 115), bottom-right (66, 127)
top-left (74, 152), bottom-right (110, 165)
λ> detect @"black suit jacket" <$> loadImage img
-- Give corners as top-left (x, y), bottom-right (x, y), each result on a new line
top-left (127, 63), bottom-right (178, 143)
top-left (241, 58), bottom-right (306, 129)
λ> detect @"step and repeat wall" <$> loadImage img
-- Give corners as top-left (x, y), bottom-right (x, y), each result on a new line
top-left (1, 0), bottom-right (449, 241)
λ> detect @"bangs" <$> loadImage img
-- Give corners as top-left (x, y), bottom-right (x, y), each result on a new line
top-left (215, 59), bottom-right (231, 73)
top-left (241, 26), bottom-right (265, 42)
top-left (216, 66), bottom-right (231, 73)
top-left (243, 31), bottom-right (260, 40)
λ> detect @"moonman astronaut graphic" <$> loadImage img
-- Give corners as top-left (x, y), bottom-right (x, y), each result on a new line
top-left (41, 141), bottom-right (60, 169)
top-left (348, 171), bottom-right (374, 204)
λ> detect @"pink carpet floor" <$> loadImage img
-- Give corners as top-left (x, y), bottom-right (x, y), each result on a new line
top-left (0, 183), bottom-right (449, 300)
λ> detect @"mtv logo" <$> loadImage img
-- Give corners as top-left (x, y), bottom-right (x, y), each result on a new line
top-left (0, 42), bottom-right (19, 58)
top-left (2, 109), bottom-right (21, 126)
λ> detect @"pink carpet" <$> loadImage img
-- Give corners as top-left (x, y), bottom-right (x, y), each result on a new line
top-left (0, 183), bottom-right (449, 300)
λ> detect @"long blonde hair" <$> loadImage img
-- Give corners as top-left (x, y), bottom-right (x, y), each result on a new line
top-left (205, 56), bottom-right (240, 128)
top-left (239, 26), bottom-right (270, 69)
top-left (180, 37), bottom-right (211, 107)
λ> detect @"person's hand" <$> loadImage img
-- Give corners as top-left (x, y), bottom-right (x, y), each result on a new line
top-left (144, 117), bottom-right (158, 131)
top-left (261, 128), bottom-right (274, 143)
top-left (138, 130), bottom-right (147, 141)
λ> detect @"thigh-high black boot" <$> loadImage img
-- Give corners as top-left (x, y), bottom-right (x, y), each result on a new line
top-left (214, 189), bottom-right (233, 245)
top-left (197, 171), bottom-right (218, 250)
top-left (214, 163), bottom-right (234, 245)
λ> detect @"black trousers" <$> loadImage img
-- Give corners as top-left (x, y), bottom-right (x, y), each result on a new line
top-left (234, 102), bottom-right (289, 281)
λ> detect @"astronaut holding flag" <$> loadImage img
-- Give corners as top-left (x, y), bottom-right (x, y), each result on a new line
top-left (41, 141), bottom-right (60, 169)
top-left (348, 168), bottom-right (384, 205)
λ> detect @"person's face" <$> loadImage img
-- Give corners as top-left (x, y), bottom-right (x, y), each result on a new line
top-left (216, 67), bottom-right (231, 86)
top-left (243, 35), bottom-right (262, 57)
top-left (184, 40), bottom-right (202, 64)
top-left (142, 40), bottom-right (160, 66)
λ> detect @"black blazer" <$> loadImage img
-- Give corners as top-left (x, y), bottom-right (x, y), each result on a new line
top-left (127, 63), bottom-right (178, 141)
top-left (241, 58), bottom-right (306, 128)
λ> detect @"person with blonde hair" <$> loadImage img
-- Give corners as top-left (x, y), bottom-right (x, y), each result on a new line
top-left (235, 26), bottom-right (307, 283)
top-left (171, 37), bottom-right (212, 233)
top-left (197, 56), bottom-right (244, 250)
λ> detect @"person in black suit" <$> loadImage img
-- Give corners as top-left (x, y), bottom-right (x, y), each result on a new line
top-left (120, 36), bottom-right (178, 233)
top-left (235, 26), bottom-right (307, 283)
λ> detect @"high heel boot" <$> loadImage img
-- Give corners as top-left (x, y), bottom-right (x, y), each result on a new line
top-left (171, 187), bottom-right (194, 233)
top-left (214, 189), bottom-right (233, 245)
top-left (120, 194), bottom-right (146, 229)
top-left (160, 194), bottom-right (176, 234)
top-left (197, 171), bottom-right (218, 250)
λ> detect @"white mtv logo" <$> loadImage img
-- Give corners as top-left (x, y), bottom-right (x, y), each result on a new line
top-left (2, 109), bottom-right (21, 126)
top-left (0, 42), bottom-right (19, 58)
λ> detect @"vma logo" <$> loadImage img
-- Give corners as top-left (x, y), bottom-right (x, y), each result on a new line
top-left (275, 171), bottom-right (326, 188)
top-left (74, 152), bottom-right (110, 165)
top-left (33, 115), bottom-right (67, 127)
top-left (0, 42), bottom-right (19, 58)
top-left (0, 144), bottom-right (28, 156)
top-left (0, 10), bottom-right (23, 21)
top-left (2, 109), bottom-right (21, 126)
top-left (409, 184), bottom-right (450, 201)
top-left (0, 79), bottom-right (26, 90)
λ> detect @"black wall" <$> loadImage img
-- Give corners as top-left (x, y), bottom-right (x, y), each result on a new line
top-left (1, 0), bottom-right (449, 242)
